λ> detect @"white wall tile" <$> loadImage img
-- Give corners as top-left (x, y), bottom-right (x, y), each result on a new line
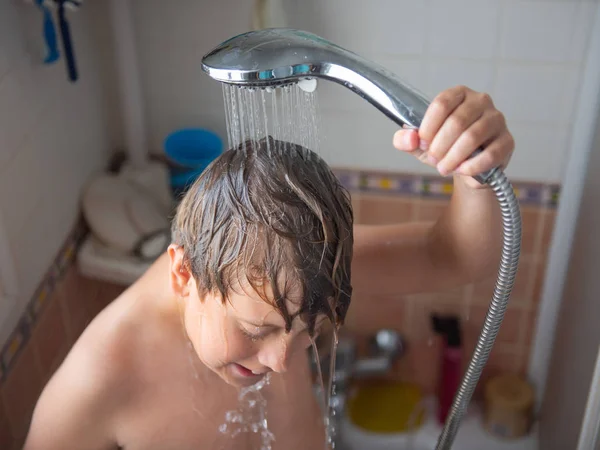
top-left (560, 68), bottom-right (584, 125)
top-left (305, 0), bottom-right (427, 57)
top-left (425, 60), bottom-right (495, 98)
top-left (366, 0), bottom-right (428, 56)
top-left (429, 0), bottom-right (500, 59)
top-left (493, 64), bottom-right (569, 124)
top-left (0, 70), bottom-right (27, 169)
top-left (0, 2), bottom-right (113, 342)
top-left (319, 108), bottom-right (434, 175)
top-left (0, 1), bottom-right (27, 80)
top-left (569, 1), bottom-right (599, 63)
top-left (501, 2), bottom-right (578, 63)
top-left (506, 124), bottom-right (569, 183)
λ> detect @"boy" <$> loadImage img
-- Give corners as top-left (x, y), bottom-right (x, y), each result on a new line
top-left (24, 86), bottom-right (514, 449)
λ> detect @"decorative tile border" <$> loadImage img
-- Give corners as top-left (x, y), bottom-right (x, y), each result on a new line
top-left (0, 218), bottom-right (88, 384)
top-left (333, 168), bottom-right (560, 207)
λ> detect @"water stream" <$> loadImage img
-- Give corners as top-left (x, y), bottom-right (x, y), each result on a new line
top-left (220, 81), bottom-right (339, 449)
top-left (219, 373), bottom-right (276, 450)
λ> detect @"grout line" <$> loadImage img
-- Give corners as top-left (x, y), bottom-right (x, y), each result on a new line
top-left (404, 296), bottom-right (415, 338)
top-left (524, 209), bottom-right (548, 309)
top-left (351, 192), bottom-right (362, 225)
top-left (490, 0), bottom-right (505, 94)
top-left (463, 284), bottom-right (475, 321)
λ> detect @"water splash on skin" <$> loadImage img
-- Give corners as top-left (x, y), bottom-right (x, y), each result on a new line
top-left (219, 373), bottom-right (275, 450)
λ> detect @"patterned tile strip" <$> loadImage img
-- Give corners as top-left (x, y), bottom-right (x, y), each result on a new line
top-left (334, 168), bottom-right (560, 207)
top-left (0, 218), bottom-right (88, 384)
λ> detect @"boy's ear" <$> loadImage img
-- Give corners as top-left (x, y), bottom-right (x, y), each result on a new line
top-left (168, 244), bottom-right (194, 297)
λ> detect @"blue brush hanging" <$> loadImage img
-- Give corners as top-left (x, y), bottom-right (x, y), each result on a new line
top-left (34, 0), bottom-right (60, 64)
top-left (28, 0), bottom-right (82, 82)
top-left (56, 0), bottom-right (82, 82)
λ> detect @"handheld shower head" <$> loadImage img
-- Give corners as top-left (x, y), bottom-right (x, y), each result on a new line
top-left (201, 28), bottom-right (496, 183)
top-left (202, 28), bottom-right (428, 127)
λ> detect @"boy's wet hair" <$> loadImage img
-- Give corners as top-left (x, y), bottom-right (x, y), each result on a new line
top-left (171, 136), bottom-right (353, 336)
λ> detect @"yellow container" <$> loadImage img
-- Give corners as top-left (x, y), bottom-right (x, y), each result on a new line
top-left (347, 381), bottom-right (425, 434)
top-left (484, 373), bottom-right (535, 439)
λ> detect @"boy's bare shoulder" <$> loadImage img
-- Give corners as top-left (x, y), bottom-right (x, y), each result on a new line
top-left (24, 289), bottom-right (157, 449)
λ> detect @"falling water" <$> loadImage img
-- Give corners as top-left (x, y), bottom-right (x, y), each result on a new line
top-left (311, 329), bottom-right (340, 449)
top-left (221, 82), bottom-right (321, 155)
top-left (219, 373), bottom-right (275, 450)
top-left (221, 80), bottom-right (339, 449)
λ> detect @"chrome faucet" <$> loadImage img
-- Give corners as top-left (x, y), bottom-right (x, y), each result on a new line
top-left (310, 330), bottom-right (405, 449)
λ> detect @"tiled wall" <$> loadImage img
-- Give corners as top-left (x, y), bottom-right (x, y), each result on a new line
top-left (132, 0), bottom-right (596, 183)
top-left (339, 169), bottom-right (557, 397)
top-left (0, 0), bottom-right (587, 446)
top-left (0, 0), bottom-right (115, 345)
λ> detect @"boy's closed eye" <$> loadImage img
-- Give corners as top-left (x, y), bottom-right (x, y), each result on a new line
top-left (238, 318), bottom-right (328, 342)
top-left (239, 323), bottom-right (276, 341)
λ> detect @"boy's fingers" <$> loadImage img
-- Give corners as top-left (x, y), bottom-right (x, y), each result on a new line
top-left (419, 86), bottom-right (467, 143)
top-left (393, 129), bottom-right (420, 151)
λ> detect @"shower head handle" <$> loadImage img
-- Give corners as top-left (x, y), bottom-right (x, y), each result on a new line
top-left (201, 28), bottom-right (497, 184)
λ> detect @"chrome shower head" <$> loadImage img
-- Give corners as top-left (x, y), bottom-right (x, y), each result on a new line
top-left (201, 28), bottom-right (430, 128)
top-left (201, 28), bottom-right (496, 184)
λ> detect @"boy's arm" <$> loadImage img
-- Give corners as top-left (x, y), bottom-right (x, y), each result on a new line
top-left (351, 175), bottom-right (501, 298)
top-left (349, 86), bottom-right (512, 303)
top-left (24, 323), bottom-right (123, 450)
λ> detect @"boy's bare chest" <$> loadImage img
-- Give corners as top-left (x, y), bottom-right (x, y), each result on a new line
top-left (117, 351), bottom-right (327, 450)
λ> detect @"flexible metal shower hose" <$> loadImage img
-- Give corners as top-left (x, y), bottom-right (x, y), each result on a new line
top-left (435, 169), bottom-right (522, 450)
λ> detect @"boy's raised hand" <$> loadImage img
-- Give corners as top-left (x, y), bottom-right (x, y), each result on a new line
top-left (393, 85), bottom-right (514, 189)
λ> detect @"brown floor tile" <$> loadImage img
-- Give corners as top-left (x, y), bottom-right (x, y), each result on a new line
top-left (472, 345), bottom-right (521, 399)
top-left (31, 291), bottom-right (68, 383)
top-left (358, 194), bottom-right (415, 225)
top-left (540, 210), bottom-right (556, 258)
top-left (1, 345), bottom-right (42, 442)
top-left (515, 346), bottom-right (533, 375)
top-left (472, 258), bottom-right (534, 307)
top-left (393, 336), bottom-right (443, 395)
top-left (0, 399), bottom-right (14, 450)
top-left (522, 310), bottom-right (539, 349)
top-left (345, 293), bottom-right (407, 336)
top-left (350, 192), bottom-right (362, 224)
top-left (57, 267), bottom-right (109, 344)
top-left (520, 207), bottom-right (543, 256)
top-left (464, 306), bottom-right (524, 348)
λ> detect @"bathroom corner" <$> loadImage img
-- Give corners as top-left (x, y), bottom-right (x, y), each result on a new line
top-left (1, 0), bottom-right (599, 449)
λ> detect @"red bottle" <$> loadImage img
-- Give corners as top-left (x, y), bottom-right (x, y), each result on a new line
top-left (432, 314), bottom-right (463, 425)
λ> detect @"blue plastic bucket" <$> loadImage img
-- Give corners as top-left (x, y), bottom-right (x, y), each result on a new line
top-left (164, 128), bottom-right (223, 170)
top-left (164, 128), bottom-right (223, 194)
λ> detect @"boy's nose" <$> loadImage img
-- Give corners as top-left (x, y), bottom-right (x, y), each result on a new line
top-left (259, 335), bottom-right (293, 373)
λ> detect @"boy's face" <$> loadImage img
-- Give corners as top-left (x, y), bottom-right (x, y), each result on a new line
top-left (169, 246), bottom-right (326, 387)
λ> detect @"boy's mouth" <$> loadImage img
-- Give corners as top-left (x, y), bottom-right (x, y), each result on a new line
top-left (232, 363), bottom-right (264, 378)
